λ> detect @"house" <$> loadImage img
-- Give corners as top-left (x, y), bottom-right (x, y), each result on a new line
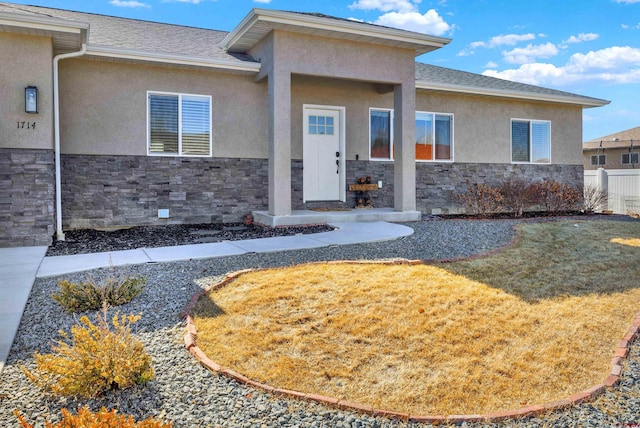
top-left (583, 126), bottom-right (640, 170)
top-left (0, 2), bottom-right (609, 248)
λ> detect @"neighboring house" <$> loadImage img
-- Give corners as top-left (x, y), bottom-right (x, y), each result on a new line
top-left (0, 2), bottom-right (609, 248)
top-left (583, 126), bottom-right (640, 170)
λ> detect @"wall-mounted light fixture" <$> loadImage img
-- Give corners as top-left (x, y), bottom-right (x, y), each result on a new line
top-left (25, 86), bottom-right (38, 114)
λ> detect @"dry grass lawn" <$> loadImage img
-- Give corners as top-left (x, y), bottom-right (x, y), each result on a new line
top-left (192, 220), bottom-right (640, 415)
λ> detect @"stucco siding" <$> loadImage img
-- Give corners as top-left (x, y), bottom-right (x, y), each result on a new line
top-left (583, 148), bottom-right (639, 170)
top-left (416, 90), bottom-right (583, 165)
top-left (291, 75), bottom-right (393, 161)
top-left (0, 33), bottom-right (53, 150)
top-left (56, 58), bottom-right (583, 165)
top-left (253, 30), bottom-right (416, 85)
top-left (58, 58), bottom-right (269, 158)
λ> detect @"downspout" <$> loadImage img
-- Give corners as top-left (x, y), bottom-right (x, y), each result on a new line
top-left (53, 43), bottom-right (86, 241)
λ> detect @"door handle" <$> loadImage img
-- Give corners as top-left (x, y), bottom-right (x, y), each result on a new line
top-left (336, 159), bottom-right (339, 174)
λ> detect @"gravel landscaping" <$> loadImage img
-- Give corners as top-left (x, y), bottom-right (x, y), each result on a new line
top-left (46, 223), bottom-right (334, 257)
top-left (1, 217), bottom-right (639, 427)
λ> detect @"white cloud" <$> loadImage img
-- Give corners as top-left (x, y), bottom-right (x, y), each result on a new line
top-left (564, 33), bottom-right (599, 44)
top-left (568, 46), bottom-right (640, 72)
top-left (502, 42), bottom-right (559, 64)
top-left (622, 24), bottom-right (630, 29)
top-left (349, 0), bottom-right (419, 13)
top-left (349, 0), bottom-right (452, 36)
top-left (109, 0), bottom-right (150, 7)
top-left (461, 33), bottom-right (536, 55)
top-left (170, 0), bottom-right (205, 3)
top-left (614, 0), bottom-right (640, 3)
top-left (254, 0), bottom-right (271, 3)
top-left (483, 46), bottom-right (640, 85)
top-left (374, 9), bottom-right (451, 35)
top-left (483, 63), bottom-right (563, 85)
top-left (485, 61), bottom-right (498, 68)
top-left (471, 33), bottom-right (536, 49)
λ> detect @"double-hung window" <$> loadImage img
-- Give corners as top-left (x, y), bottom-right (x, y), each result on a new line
top-left (369, 108), bottom-right (393, 160)
top-left (415, 112), bottom-right (453, 161)
top-left (622, 152), bottom-right (639, 165)
top-left (148, 92), bottom-right (212, 156)
top-left (591, 154), bottom-right (606, 166)
top-left (511, 119), bottom-right (551, 164)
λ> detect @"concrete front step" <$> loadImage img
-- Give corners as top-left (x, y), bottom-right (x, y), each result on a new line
top-left (252, 208), bottom-right (421, 227)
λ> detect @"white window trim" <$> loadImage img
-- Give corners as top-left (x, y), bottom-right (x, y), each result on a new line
top-left (416, 111), bottom-right (454, 163)
top-left (146, 90), bottom-right (213, 157)
top-left (622, 152), bottom-right (639, 164)
top-left (510, 118), bottom-right (552, 165)
top-left (591, 154), bottom-right (606, 166)
top-left (369, 107), bottom-right (394, 161)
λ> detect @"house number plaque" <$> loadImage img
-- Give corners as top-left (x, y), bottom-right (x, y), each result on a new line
top-left (17, 121), bottom-right (36, 129)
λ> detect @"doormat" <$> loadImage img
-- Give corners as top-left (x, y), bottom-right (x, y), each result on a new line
top-left (309, 208), bottom-right (352, 212)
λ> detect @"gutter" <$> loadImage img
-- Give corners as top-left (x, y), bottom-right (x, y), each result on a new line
top-left (222, 8), bottom-right (450, 55)
top-left (415, 81), bottom-right (610, 108)
top-left (53, 43), bottom-right (87, 241)
top-left (0, 12), bottom-right (86, 34)
top-left (86, 45), bottom-right (261, 73)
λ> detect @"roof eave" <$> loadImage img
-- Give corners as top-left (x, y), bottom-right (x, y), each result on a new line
top-left (0, 10), bottom-right (88, 50)
top-left (86, 45), bottom-right (261, 73)
top-left (415, 81), bottom-right (611, 108)
top-left (0, 10), bottom-right (88, 34)
top-left (221, 8), bottom-right (450, 55)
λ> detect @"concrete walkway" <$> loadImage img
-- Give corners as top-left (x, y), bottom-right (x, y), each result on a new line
top-left (0, 246), bottom-right (47, 374)
top-left (0, 221), bottom-right (413, 374)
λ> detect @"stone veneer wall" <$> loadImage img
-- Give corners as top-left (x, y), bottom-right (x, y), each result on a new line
top-left (294, 161), bottom-right (584, 213)
top-left (416, 163), bottom-right (584, 214)
top-left (60, 154), bottom-right (584, 230)
top-left (292, 160), bottom-right (395, 210)
top-left (0, 148), bottom-right (55, 247)
top-left (61, 155), bottom-right (269, 229)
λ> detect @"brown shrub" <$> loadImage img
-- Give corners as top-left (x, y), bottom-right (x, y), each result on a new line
top-left (451, 181), bottom-right (503, 216)
top-left (21, 310), bottom-right (154, 398)
top-left (530, 179), bottom-right (581, 213)
top-left (14, 406), bottom-right (171, 428)
top-left (52, 271), bottom-right (146, 313)
top-left (498, 177), bottom-right (537, 217)
top-left (583, 183), bottom-right (608, 213)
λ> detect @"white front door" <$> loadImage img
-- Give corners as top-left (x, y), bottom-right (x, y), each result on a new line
top-left (303, 106), bottom-right (345, 202)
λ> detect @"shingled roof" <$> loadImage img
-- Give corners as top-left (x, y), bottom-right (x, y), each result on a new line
top-left (415, 63), bottom-right (608, 107)
top-left (0, 2), bottom-right (610, 107)
top-left (583, 126), bottom-right (640, 150)
top-left (0, 2), bottom-right (250, 62)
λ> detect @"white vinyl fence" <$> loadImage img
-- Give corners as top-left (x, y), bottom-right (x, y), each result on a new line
top-left (585, 168), bottom-right (640, 215)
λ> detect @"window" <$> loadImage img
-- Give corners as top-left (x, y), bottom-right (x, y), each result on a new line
top-left (416, 112), bottom-right (453, 161)
top-left (511, 119), bottom-right (550, 164)
top-left (308, 115), bottom-right (334, 135)
top-left (590, 154), bottom-right (606, 166)
top-left (622, 152), bottom-right (639, 165)
top-left (148, 92), bottom-right (211, 156)
top-left (369, 109), bottom-right (393, 160)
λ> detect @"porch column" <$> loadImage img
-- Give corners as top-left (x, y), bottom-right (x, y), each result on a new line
top-left (267, 70), bottom-right (292, 216)
top-left (393, 83), bottom-right (416, 212)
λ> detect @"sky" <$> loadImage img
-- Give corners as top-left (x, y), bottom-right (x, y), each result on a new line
top-left (9, 0), bottom-right (640, 141)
